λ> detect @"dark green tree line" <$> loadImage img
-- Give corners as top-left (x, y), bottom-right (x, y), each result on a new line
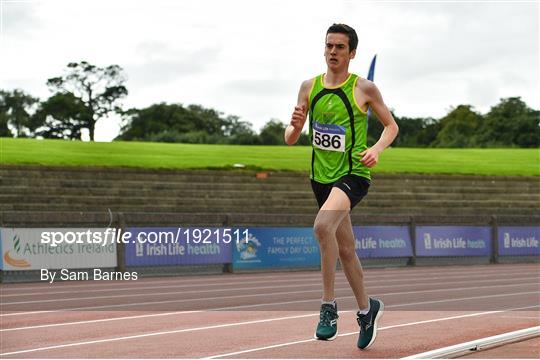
top-left (1, 60), bottom-right (538, 147)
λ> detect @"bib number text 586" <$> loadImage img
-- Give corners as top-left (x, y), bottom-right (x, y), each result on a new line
top-left (313, 130), bottom-right (345, 152)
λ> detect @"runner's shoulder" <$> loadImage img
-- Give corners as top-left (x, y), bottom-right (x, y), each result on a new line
top-left (301, 77), bottom-right (316, 91)
top-left (355, 77), bottom-right (377, 97)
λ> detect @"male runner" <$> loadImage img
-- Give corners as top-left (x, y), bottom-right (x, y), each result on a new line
top-left (284, 23), bottom-right (398, 349)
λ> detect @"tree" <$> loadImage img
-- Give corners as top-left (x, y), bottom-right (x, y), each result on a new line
top-left (223, 115), bottom-right (260, 144)
top-left (259, 119), bottom-right (287, 145)
top-left (478, 97), bottom-right (539, 148)
top-left (118, 103), bottom-right (191, 141)
top-left (32, 93), bottom-right (90, 139)
top-left (393, 116), bottom-right (439, 148)
top-left (0, 89), bottom-right (39, 137)
top-left (415, 118), bottom-right (440, 147)
top-left (297, 131), bottom-right (311, 145)
top-left (432, 105), bottom-right (483, 148)
top-left (117, 103), bottom-right (222, 141)
top-left (0, 113), bottom-right (11, 137)
top-left (117, 102), bottom-right (258, 144)
top-left (45, 61), bottom-right (127, 140)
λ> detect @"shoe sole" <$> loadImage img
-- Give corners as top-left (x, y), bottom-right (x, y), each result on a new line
top-left (314, 330), bottom-right (338, 341)
top-left (362, 300), bottom-right (384, 350)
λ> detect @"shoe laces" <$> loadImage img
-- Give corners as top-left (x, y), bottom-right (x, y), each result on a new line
top-left (357, 311), bottom-right (371, 330)
top-left (319, 304), bottom-right (338, 326)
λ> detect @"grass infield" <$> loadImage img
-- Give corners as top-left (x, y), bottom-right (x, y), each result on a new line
top-left (1, 138), bottom-right (539, 176)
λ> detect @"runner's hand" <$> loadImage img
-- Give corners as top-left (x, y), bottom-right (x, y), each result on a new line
top-left (359, 148), bottom-right (380, 168)
top-left (290, 105), bottom-right (306, 130)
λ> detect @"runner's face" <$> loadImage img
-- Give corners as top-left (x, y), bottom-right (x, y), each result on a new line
top-left (324, 33), bottom-right (355, 70)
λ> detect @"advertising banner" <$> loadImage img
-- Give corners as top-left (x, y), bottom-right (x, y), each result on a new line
top-left (498, 226), bottom-right (540, 256)
top-left (354, 226), bottom-right (413, 258)
top-left (233, 228), bottom-right (320, 270)
top-left (416, 226), bottom-right (491, 256)
top-left (1, 228), bottom-right (117, 270)
top-left (124, 227), bottom-right (233, 266)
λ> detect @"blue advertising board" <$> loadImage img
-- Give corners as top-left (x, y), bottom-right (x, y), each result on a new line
top-left (233, 228), bottom-right (320, 270)
top-left (125, 227), bottom-right (233, 266)
top-left (353, 226), bottom-right (412, 258)
top-left (498, 226), bottom-right (540, 256)
top-left (416, 226), bottom-right (491, 257)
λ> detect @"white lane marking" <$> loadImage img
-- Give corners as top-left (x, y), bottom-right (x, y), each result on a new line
top-left (1, 276), bottom-right (334, 297)
top-left (1, 280), bottom-right (537, 335)
top-left (1, 264), bottom-right (536, 293)
top-left (3, 269), bottom-right (533, 298)
top-left (0, 313), bottom-right (319, 356)
top-left (1, 282), bottom-right (340, 305)
top-left (3, 271), bottom-right (538, 306)
top-left (1, 280), bottom-right (537, 321)
top-left (0, 271), bottom-right (328, 293)
top-left (2, 276), bottom-right (537, 318)
top-left (0, 272), bottom-right (332, 295)
top-left (401, 326), bottom-right (540, 359)
top-left (2, 300), bottom-right (539, 357)
top-left (204, 304), bottom-right (540, 359)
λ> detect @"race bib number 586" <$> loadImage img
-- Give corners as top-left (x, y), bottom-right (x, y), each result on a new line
top-left (312, 121), bottom-right (346, 152)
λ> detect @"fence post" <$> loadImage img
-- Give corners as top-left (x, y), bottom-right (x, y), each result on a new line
top-left (116, 212), bottom-right (126, 272)
top-left (491, 215), bottom-right (499, 264)
top-left (408, 216), bottom-right (416, 266)
top-left (223, 213), bottom-right (233, 273)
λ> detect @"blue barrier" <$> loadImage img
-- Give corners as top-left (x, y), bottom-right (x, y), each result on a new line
top-left (232, 226), bottom-right (414, 270)
top-left (125, 227), bottom-right (233, 266)
top-left (120, 225), bottom-right (537, 268)
top-left (232, 228), bottom-right (319, 270)
top-left (498, 226), bottom-right (540, 256)
top-left (416, 226), bottom-right (491, 257)
top-left (354, 226), bottom-right (412, 258)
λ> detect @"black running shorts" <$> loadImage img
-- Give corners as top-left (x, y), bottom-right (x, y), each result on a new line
top-left (311, 174), bottom-right (370, 209)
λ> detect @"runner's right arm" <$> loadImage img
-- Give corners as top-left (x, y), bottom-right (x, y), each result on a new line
top-left (284, 79), bottom-right (313, 145)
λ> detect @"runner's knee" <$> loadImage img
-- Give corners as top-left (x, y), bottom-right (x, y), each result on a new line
top-left (338, 245), bottom-right (357, 263)
top-left (314, 221), bottom-right (334, 242)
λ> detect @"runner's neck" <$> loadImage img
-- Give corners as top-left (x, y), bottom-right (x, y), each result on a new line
top-left (323, 71), bottom-right (350, 88)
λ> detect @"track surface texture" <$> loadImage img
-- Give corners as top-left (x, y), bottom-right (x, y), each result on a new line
top-left (1, 263), bottom-right (539, 358)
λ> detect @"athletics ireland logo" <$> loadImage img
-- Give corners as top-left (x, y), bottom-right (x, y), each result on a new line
top-left (3, 234), bottom-right (31, 268)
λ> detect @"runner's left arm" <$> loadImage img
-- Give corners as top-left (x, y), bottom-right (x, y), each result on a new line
top-left (359, 82), bottom-right (398, 168)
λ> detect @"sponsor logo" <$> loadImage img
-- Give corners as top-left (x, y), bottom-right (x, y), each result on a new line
top-left (424, 233), bottom-right (432, 250)
top-left (136, 242), bottom-right (144, 257)
top-left (3, 235), bottom-right (31, 268)
top-left (236, 233), bottom-right (261, 260)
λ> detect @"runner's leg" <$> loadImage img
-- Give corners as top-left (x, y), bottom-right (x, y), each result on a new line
top-left (313, 187), bottom-right (350, 301)
top-left (336, 214), bottom-right (369, 309)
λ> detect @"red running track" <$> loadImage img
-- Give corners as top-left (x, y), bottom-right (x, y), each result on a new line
top-left (0, 263), bottom-right (539, 358)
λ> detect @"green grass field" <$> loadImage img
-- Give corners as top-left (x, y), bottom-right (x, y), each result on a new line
top-left (1, 138), bottom-right (539, 176)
